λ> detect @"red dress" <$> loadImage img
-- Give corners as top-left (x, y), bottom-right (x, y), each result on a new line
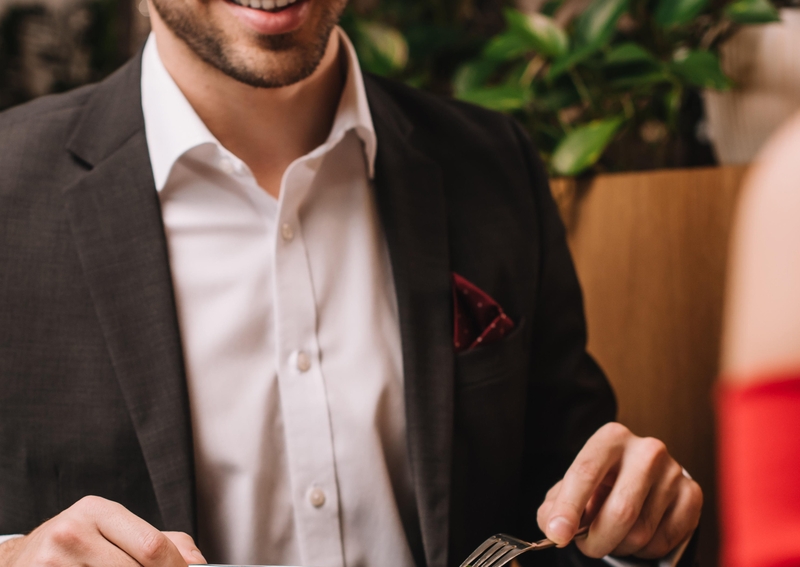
top-left (718, 376), bottom-right (800, 567)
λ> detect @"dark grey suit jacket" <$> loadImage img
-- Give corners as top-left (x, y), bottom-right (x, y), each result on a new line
top-left (0, 54), bottom-right (619, 567)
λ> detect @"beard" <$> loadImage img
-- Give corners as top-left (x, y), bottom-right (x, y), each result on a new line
top-left (149, 0), bottom-right (345, 89)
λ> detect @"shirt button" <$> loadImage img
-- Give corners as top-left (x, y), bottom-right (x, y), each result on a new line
top-left (308, 487), bottom-right (326, 508)
top-left (281, 223), bottom-right (294, 242)
top-left (219, 157), bottom-right (235, 175)
top-left (296, 351), bottom-right (311, 372)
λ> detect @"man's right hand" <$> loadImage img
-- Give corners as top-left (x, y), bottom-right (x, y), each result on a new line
top-left (0, 496), bottom-right (206, 567)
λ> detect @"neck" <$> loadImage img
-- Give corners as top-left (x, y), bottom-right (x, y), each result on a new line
top-left (150, 16), bottom-right (344, 198)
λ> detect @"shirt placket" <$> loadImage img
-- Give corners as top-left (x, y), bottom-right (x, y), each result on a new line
top-left (273, 156), bottom-right (345, 567)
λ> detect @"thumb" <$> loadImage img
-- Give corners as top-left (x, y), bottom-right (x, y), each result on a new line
top-left (163, 531), bottom-right (207, 565)
top-left (544, 500), bottom-right (580, 546)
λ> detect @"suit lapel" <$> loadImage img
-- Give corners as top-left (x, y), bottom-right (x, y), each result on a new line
top-left (366, 75), bottom-right (455, 567)
top-left (63, 57), bottom-right (196, 535)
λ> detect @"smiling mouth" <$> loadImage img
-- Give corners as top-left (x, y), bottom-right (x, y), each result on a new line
top-left (227, 0), bottom-right (303, 12)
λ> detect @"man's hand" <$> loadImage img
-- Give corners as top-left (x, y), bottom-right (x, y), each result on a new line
top-left (0, 496), bottom-right (206, 567)
top-left (538, 423), bottom-right (702, 559)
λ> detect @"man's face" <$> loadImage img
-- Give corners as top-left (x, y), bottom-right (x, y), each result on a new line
top-left (150, 0), bottom-right (348, 88)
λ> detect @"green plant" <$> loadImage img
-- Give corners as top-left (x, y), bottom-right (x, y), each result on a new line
top-left (347, 0), bottom-right (787, 175)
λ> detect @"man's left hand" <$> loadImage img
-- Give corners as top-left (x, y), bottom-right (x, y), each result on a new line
top-left (537, 423), bottom-right (703, 559)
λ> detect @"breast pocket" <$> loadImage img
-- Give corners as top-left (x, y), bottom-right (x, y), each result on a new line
top-left (453, 317), bottom-right (530, 461)
top-left (454, 317), bottom-right (528, 391)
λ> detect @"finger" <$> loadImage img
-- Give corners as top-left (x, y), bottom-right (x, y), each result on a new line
top-left (537, 481), bottom-right (563, 532)
top-left (582, 478), bottom-right (613, 527)
top-left (635, 479), bottom-right (702, 559)
top-left (74, 496), bottom-right (188, 567)
top-left (545, 423), bottom-right (630, 545)
top-left (612, 461), bottom-right (683, 557)
top-left (576, 437), bottom-right (668, 558)
top-left (164, 532), bottom-right (206, 565)
top-left (76, 538), bottom-right (144, 567)
top-left (14, 526), bottom-right (141, 567)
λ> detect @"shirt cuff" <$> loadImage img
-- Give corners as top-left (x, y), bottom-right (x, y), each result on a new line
top-left (602, 532), bottom-right (692, 567)
top-left (0, 535), bottom-right (23, 545)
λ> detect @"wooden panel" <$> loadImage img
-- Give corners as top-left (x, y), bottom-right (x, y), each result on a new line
top-left (551, 166), bottom-right (748, 567)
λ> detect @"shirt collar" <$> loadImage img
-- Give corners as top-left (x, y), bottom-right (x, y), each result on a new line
top-left (141, 27), bottom-right (377, 192)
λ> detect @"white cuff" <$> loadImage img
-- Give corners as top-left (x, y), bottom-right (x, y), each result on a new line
top-left (0, 535), bottom-right (23, 545)
top-left (602, 532), bottom-right (692, 567)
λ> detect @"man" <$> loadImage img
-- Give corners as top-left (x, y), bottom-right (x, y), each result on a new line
top-left (0, 0), bottom-right (702, 566)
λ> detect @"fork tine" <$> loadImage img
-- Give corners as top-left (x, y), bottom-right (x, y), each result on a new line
top-left (460, 537), bottom-right (501, 567)
top-left (474, 542), bottom-right (515, 567)
top-left (470, 541), bottom-right (507, 567)
top-left (486, 547), bottom-right (527, 567)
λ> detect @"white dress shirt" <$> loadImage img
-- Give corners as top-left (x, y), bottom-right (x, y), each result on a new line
top-left (141, 31), bottom-right (418, 567)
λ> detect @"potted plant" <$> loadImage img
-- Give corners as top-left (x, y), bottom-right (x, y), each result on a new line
top-left (345, 0), bottom-right (782, 176)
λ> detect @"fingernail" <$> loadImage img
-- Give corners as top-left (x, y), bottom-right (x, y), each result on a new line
top-left (547, 516), bottom-right (574, 543)
top-left (191, 549), bottom-right (207, 564)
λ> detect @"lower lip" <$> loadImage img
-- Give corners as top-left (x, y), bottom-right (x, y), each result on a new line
top-left (223, 0), bottom-right (311, 35)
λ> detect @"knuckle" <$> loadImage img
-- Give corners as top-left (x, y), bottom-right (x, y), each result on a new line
top-left (624, 523), bottom-right (654, 551)
top-left (545, 482), bottom-right (561, 500)
top-left (600, 422), bottom-right (629, 442)
top-left (667, 462), bottom-right (684, 485)
top-left (688, 480), bottom-right (704, 510)
top-left (639, 437), bottom-right (668, 464)
top-left (74, 495), bottom-right (105, 515)
top-left (607, 500), bottom-right (639, 527)
top-left (139, 530), bottom-right (171, 563)
top-left (47, 519), bottom-right (83, 551)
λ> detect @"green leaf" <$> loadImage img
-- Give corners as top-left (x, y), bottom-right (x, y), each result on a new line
top-left (574, 0), bottom-right (630, 49)
top-left (551, 118), bottom-right (624, 176)
top-left (453, 59), bottom-right (501, 95)
top-left (456, 85), bottom-right (531, 112)
top-left (654, 0), bottom-right (709, 27)
top-left (356, 22), bottom-right (409, 76)
top-left (724, 0), bottom-right (781, 24)
top-left (547, 0), bottom-right (628, 80)
top-left (605, 43), bottom-right (656, 65)
top-left (504, 8), bottom-right (569, 58)
top-left (483, 31), bottom-right (531, 61)
top-left (671, 49), bottom-right (733, 90)
top-left (547, 43), bottom-right (598, 80)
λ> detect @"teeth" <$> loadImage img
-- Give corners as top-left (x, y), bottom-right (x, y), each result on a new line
top-left (231, 0), bottom-right (296, 10)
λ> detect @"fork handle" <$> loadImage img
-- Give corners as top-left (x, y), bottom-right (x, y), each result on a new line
top-left (532, 525), bottom-right (590, 550)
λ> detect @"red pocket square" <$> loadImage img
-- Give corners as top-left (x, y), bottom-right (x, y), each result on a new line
top-left (452, 273), bottom-right (515, 353)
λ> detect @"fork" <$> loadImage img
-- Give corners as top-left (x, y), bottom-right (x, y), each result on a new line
top-left (459, 526), bottom-right (590, 567)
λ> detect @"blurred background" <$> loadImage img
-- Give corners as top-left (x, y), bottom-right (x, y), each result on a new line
top-left (3, 1), bottom-right (800, 566)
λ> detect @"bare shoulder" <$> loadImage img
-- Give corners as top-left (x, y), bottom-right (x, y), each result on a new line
top-left (721, 111), bottom-right (800, 382)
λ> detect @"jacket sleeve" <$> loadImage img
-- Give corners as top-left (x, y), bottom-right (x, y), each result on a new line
top-left (507, 120), bottom-right (701, 567)
top-left (508, 118), bottom-right (617, 551)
